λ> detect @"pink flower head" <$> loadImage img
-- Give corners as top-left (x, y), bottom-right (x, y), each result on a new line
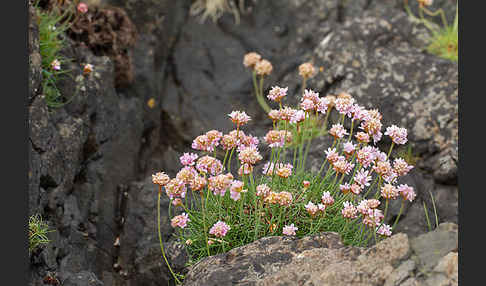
top-left (268, 109), bottom-right (281, 122)
top-left (152, 172), bottom-right (170, 186)
top-left (355, 131), bottom-right (370, 144)
top-left (398, 184), bottom-right (416, 202)
top-left (262, 161), bottom-right (276, 176)
top-left (305, 201), bottom-right (319, 216)
top-left (350, 183), bottom-right (362, 195)
top-left (51, 59), bottom-right (61, 71)
top-left (342, 201), bottom-right (358, 219)
top-left (209, 221), bottom-right (231, 238)
top-left (317, 97), bottom-right (330, 114)
top-left (318, 203), bottom-right (326, 213)
top-left (206, 130), bottom-right (223, 148)
top-left (282, 224), bottom-right (298, 236)
top-left (329, 124), bottom-right (348, 139)
top-left (351, 104), bottom-right (368, 121)
top-left (373, 160), bottom-right (394, 178)
top-left (190, 175), bottom-right (206, 191)
top-left (171, 213), bottom-right (190, 228)
top-left (228, 111), bottom-right (251, 126)
top-left (381, 184), bottom-right (399, 200)
top-left (239, 134), bottom-right (260, 149)
top-left (279, 106), bottom-right (298, 122)
top-left (393, 158), bottom-right (414, 177)
top-left (340, 183), bottom-right (352, 194)
top-left (180, 153), bottom-right (198, 166)
top-left (238, 146), bottom-right (263, 165)
top-left (176, 166), bottom-right (197, 184)
top-left (302, 89), bottom-right (320, 105)
top-left (290, 110), bottom-right (306, 124)
top-left (376, 224), bottom-right (392, 237)
top-left (268, 86), bottom-right (288, 102)
top-left (277, 191), bottom-right (293, 206)
top-left (360, 118), bottom-right (383, 143)
top-left (363, 208), bottom-right (384, 227)
top-left (77, 2), bottom-right (88, 13)
top-left (196, 156), bottom-right (223, 175)
top-left (354, 169), bottom-right (371, 187)
top-left (83, 64), bottom-right (93, 75)
top-left (230, 180), bottom-right (248, 201)
top-left (356, 146), bottom-right (376, 168)
top-left (276, 163), bottom-right (293, 178)
top-left (221, 133), bottom-right (238, 150)
top-left (243, 52), bottom-right (261, 68)
top-left (342, 141), bottom-right (356, 155)
top-left (299, 62), bottom-right (316, 78)
top-left (335, 92), bottom-right (355, 115)
top-left (256, 184), bottom-right (271, 198)
top-left (321, 191), bottom-right (334, 206)
top-left (325, 147), bottom-right (340, 164)
top-left (300, 98), bottom-right (315, 112)
top-left (238, 163), bottom-right (253, 176)
top-left (192, 134), bottom-right (212, 152)
top-left (172, 198), bottom-right (183, 207)
top-left (208, 173), bottom-right (233, 196)
top-left (265, 130), bottom-right (286, 148)
top-left (384, 125), bottom-right (408, 145)
top-left (333, 159), bottom-right (355, 175)
top-left (302, 180), bottom-right (311, 189)
top-left (165, 178), bottom-right (187, 199)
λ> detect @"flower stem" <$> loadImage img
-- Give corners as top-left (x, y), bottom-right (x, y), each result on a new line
top-left (157, 189), bottom-right (181, 284)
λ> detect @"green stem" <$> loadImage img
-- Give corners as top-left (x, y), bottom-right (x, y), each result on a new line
top-left (392, 201), bottom-right (405, 230)
top-left (157, 190), bottom-right (182, 284)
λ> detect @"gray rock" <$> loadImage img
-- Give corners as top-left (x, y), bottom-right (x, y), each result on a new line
top-left (410, 222), bottom-right (458, 272)
top-left (61, 271), bottom-right (104, 286)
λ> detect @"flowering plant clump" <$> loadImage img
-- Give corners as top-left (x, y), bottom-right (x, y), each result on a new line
top-left (153, 54), bottom-right (417, 284)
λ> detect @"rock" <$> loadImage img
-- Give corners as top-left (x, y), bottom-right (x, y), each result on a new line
top-left (60, 271), bottom-right (104, 286)
top-left (29, 3), bottom-right (41, 103)
top-left (410, 222), bottom-right (458, 272)
top-left (424, 252), bottom-right (458, 286)
top-left (385, 259), bottom-right (416, 286)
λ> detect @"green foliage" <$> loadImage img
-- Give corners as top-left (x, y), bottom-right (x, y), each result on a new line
top-left (35, 2), bottom-right (74, 108)
top-left (427, 25), bottom-right (458, 62)
top-left (404, 0), bottom-right (458, 62)
top-left (29, 214), bottom-right (52, 254)
top-left (396, 144), bottom-right (420, 166)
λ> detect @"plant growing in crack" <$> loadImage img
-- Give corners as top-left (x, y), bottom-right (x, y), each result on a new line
top-left (404, 0), bottom-right (458, 62)
top-left (29, 214), bottom-right (53, 255)
top-left (152, 55), bottom-right (419, 284)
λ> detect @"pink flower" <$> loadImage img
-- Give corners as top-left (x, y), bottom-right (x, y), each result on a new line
top-left (340, 183), bottom-right (352, 194)
top-left (152, 172), bottom-right (170, 186)
top-left (333, 159), bottom-right (354, 175)
top-left (276, 191), bottom-right (293, 206)
top-left (165, 178), bottom-right (187, 199)
top-left (196, 156), bottom-right (223, 175)
top-left (354, 169), bottom-right (371, 187)
top-left (325, 147), bottom-right (339, 163)
top-left (180, 153), bottom-right (198, 166)
top-left (351, 104), bottom-right (368, 121)
top-left (209, 221), bottom-right (231, 238)
top-left (290, 110), bottom-right (306, 124)
top-left (256, 184), bottom-right (271, 198)
top-left (171, 213), bottom-right (190, 228)
top-left (171, 198), bottom-right (183, 206)
top-left (282, 224), bottom-right (298, 236)
top-left (318, 203), bottom-right (326, 213)
top-left (243, 52), bottom-right (261, 68)
top-left (190, 176), bottom-right (206, 191)
top-left (305, 201), bottom-right (318, 216)
top-left (230, 180), bottom-right (247, 201)
top-left (176, 166), bottom-right (197, 184)
top-left (238, 146), bottom-right (263, 165)
top-left (268, 109), bottom-right (281, 122)
top-left (381, 184), bottom-right (399, 200)
top-left (398, 184), bottom-right (416, 202)
top-left (356, 147), bottom-right (375, 168)
top-left (384, 125), bottom-right (408, 145)
top-left (208, 174), bottom-right (233, 196)
top-left (317, 97), bottom-right (330, 114)
top-left (192, 134), bottom-right (212, 152)
top-left (329, 124), bottom-right (348, 139)
top-left (238, 163), bottom-right (253, 176)
top-left (268, 86), bottom-right (288, 102)
top-left (360, 118), bottom-right (383, 143)
top-left (335, 93), bottom-right (355, 115)
top-left (228, 111), bottom-right (251, 126)
top-left (83, 64), bottom-right (93, 75)
top-left (302, 89), bottom-right (320, 105)
top-left (342, 141), bottom-right (356, 155)
top-left (350, 183), bottom-right (362, 195)
top-left (77, 2), bottom-right (88, 13)
top-left (300, 98), bottom-right (315, 111)
top-left (50, 59), bottom-right (61, 71)
top-left (321, 191), bottom-right (334, 206)
top-left (279, 106), bottom-right (298, 121)
top-left (342, 201), bottom-right (358, 219)
top-left (221, 134), bottom-right (238, 150)
top-left (376, 224), bottom-right (392, 236)
top-left (302, 180), bottom-right (310, 189)
top-left (206, 130), bottom-right (223, 148)
top-left (393, 158), bottom-right (414, 177)
top-left (355, 131), bottom-right (370, 144)
top-left (299, 62), bottom-right (316, 78)
top-left (276, 164), bottom-right (293, 178)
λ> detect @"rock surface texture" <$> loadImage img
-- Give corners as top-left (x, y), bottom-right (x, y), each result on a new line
top-left (29, 0), bottom-right (458, 285)
top-left (183, 222), bottom-right (458, 286)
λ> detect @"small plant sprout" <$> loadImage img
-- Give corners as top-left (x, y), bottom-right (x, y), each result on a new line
top-left (404, 0), bottom-right (458, 62)
top-left (29, 214), bottom-right (52, 254)
top-left (152, 55), bottom-right (419, 284)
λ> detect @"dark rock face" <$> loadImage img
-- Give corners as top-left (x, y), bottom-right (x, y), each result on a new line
top-left (29, 0), bottom-right (458, 285)
top-left (182, 222), bottom-right (457, 285)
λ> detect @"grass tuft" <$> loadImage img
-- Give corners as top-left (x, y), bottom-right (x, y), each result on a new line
top-left (29, 214), bottom-right (52, 254)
